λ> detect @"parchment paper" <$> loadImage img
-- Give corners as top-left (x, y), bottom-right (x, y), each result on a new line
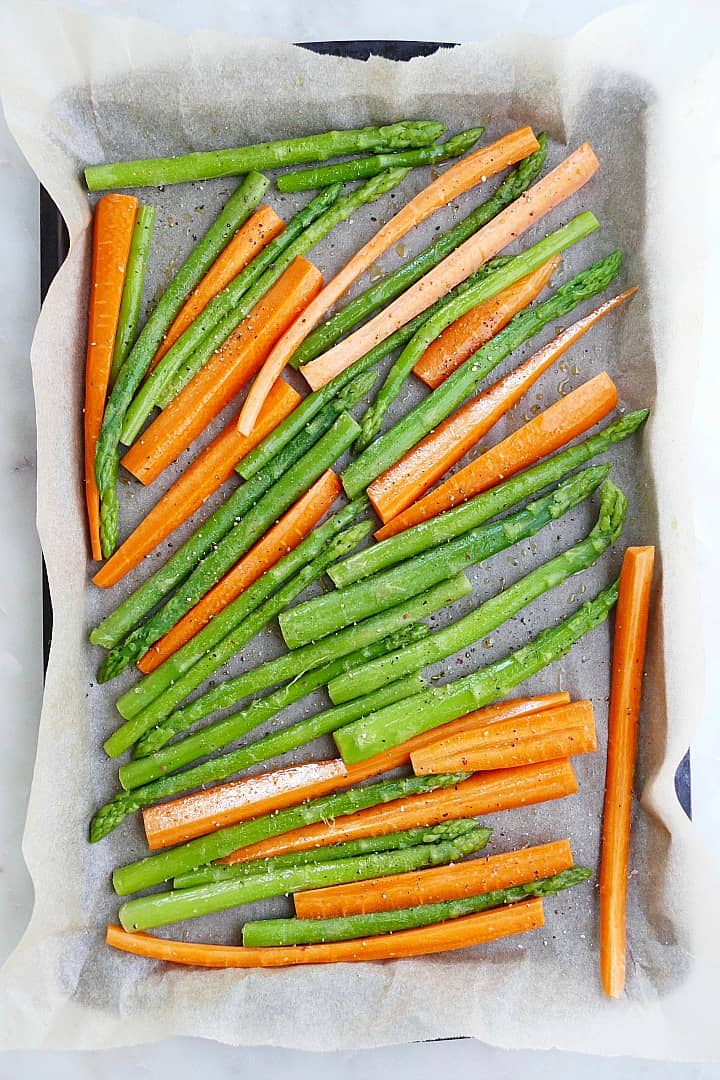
top-left (0, 0), bottom-right (718, 1058)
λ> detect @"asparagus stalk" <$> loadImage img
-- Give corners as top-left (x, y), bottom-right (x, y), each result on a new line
top-left (334, 580), bottom-right (620, 764)
top-left (243, 867), bottom-right (592, 946)
top-left (342, 243), bottom-right (621, 499)
top-left (330, 480), bottom-right (627, 705)
top-left (173, 819), bottom-right (479, 889)
top-left (109, 205), bottom-right (155, 386)
top-left (276, 128), bottom-right (485, 192)
top-left (290, 135), bottom-right (548, 368)
top-left (84, 121), bottom-right (445, 190)
top-left (94, 172), bottom-right (270, 556)
top-left (99, 411), bottom-right (360, 683)
top-left (118, 825), bottom-right (490, 931)
top-left (280, 465), bottom-right (608, 649)
top-left (112, 772), bottom-right (466, 895)
top-left (330, 410), bottom-right (649, 589)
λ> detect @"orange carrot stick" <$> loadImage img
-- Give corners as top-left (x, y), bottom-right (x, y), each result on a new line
top-left (140, 695), bottom-right (569, 848)
top-left (375, 371), bottom-right (618, 540)
top-left (410, 700), bottom-right (596, 774)
top-left (413, 256), bottom-right (560, 389)
top-left (294, 839), bottom-right (574, 918)
top-left (148, 205), bottom-right (285, 370)
top-left (122, 257), bottom-right (322, 485)
top-left (302, 143), bottom-right (600, 390)
top-left (599, 545), bottom-right (655, 998)
top-left (84, 194), bottom-right (139, 559)
top-left (220, 759), bottom-right (578, 866)
top-left (138, 469), bottom-right (342, 673)
top-left (92, 380), bottom-right (300, 589)
top-left (369, 290), bottom-right (636, 524)
top-left (237, 127), bottom-right (540, 434)
top-left (106, 899), bottom-right (544, 967)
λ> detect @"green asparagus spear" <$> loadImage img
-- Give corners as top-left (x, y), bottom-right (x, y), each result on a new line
top-left (290, 135), bottom-right (548, 368)
top-left (109, 205), bottom-right (155, 385)
top-left (334, 579), bottom-right (620, 764)
top-left (94, 172), bottom-right (270, 557)
top-left (276, 128), bottom-right (485, 192)
top-left (280, 465), bottom-right (608, 649)
top-left (84, 121), bottom-right (445, 190)
top-left (330, 480), bottom-right (627, 704)
top-left (112, 772), bottom-right (466, 895)
top-left (118, 825), bottom-right (490, 931)
top-left (173, 819), bottom-right (479, 889)
top-left (99, 412), bottom-right (360, 683)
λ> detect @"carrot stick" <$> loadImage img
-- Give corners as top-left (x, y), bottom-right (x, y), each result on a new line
top-left (140, 695), bottom-right (569, 848)
top-left (106, 898), bottom-right (543, 967)
top-left (410, 700), bottom-right (595, 774)
top-left (148, 205), bottom-right (285, 371)
top-left (369, 290), bottom-right (637, 524)
top-left (84, 194), bottom-right (139, 560)
top-left (137, 469), bottom-right (342, 673)
top-left (375, 371), bottom-right (618, 540)
top-left (121, 257), bottom-right (322, 485)
top-left (219, 758), bottom-right (578, 866)
top-left (92, 380), bottom-right (300, 589)
top-left (237, 127), bottom-right (540, 436)
top-left (413, 256), bottom-right (560, 389)
top-left (301, 143), bottom-right (600, 390)
top-left (294, 838), bottom-right (573, 918)
top-left (599, 545), bottom-right (655, 998)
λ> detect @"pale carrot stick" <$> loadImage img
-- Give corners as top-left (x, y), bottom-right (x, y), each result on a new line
top-left (148, 205), bottom-right (285, 370)
top-left (237, 127), bottom-right (540, 435)
top-left (599, 545), bottom-right (655, 998)
top-left (92, 380), bottom-right (300, 589)
top-left (106, 898), bottom-right (544, 967)
top-left (137, 469), bottom-right (342, 673)
top-left (375, 371), bottom-right (618, 540)
top-left (121, 257), bottom-right (322, 485)
top-left (368, 290), bottom-right (636, 524)
top-left (294, 838), bottom-right (574, 918)
top-left (301, 143), bottom-right (600, 390)
top-left (84, 194), bottom-right (139, 559)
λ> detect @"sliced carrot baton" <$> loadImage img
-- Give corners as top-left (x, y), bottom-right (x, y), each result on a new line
top-left (368, 289), bottom-right (637, 524)
top-left (375, 371), bottom-right (619, 540)
top-left (599, 545), bottom-right (655, 998)
top-left (122, 257), bottom-right (323, 485)
top-left (294, 839), bottom-right (574, 919)
top-left (237, 126), bottom-right (540, 435)
top-left (137, 469), bottom-right (342, 672)
top-left (92, 380), bottom-right (300, 589)
top-left (84, 193), bottom-right (139, 559)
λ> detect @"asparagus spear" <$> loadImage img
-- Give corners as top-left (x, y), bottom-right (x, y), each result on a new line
top-left (290, 135), bottom-right (548, 368)
top-left (243, 867), bottom-right (592, 946)
top-left (109, 205), bottom-right (155, 386)
top-left (118, 825), bottom-right (490, 931)
top-left (123, 169), bottom-right (409, 437)
top-left (112, 772), bottom-right (466, 895)
top-left (280, 464), bottom-right (609, 650)
top-left (342, 244), bottom-right (621, 498)
top-left (84, 121), bottom-right (445, 190)
top-left (173, 819), bottom-right (479, 889)
top-left (94, 172), bottom-right (270, 557)
top-left (334, 579), bottom-right (620, 764)
top-left (330, 480), bottom-right (627, 704)
top-left (276, 128), bottom-right (485, 192)
top-left (330, 410), bottom-right (649, 589)
top-left (99, 411), bottom-right (360, 683)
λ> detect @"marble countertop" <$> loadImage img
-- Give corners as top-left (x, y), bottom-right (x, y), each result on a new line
top-left (1, 0), bottom-right (718, 1075)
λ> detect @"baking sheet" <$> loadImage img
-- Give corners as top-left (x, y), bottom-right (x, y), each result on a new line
top-left (0, 0), bottom-right (718, 1058)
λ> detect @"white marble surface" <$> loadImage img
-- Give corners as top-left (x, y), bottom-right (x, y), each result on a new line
top-left (1, 0), bottom-right (719, 1075)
